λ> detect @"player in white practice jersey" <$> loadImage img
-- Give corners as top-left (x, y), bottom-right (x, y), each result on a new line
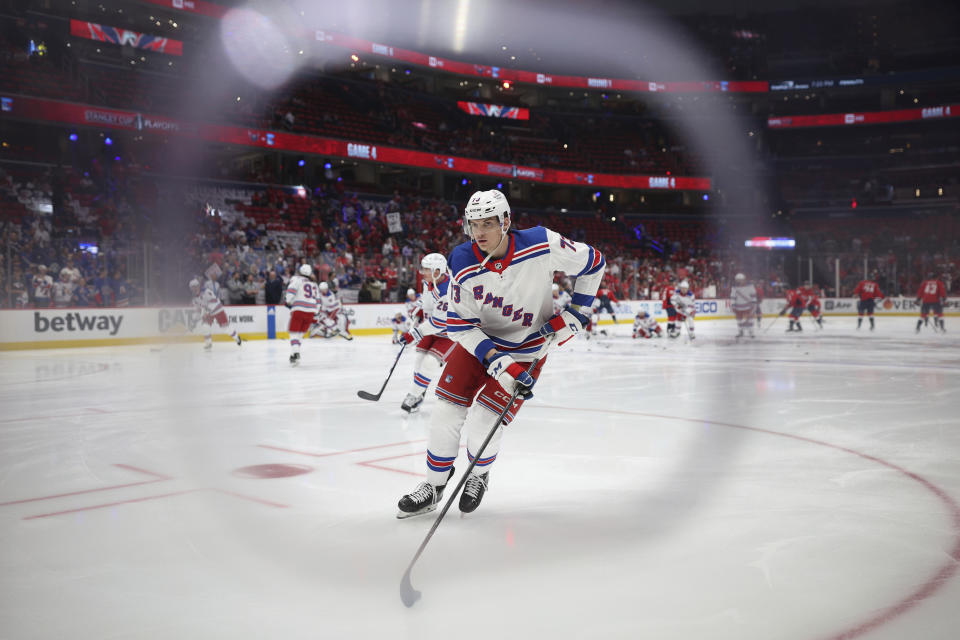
top-left (190, 278), bottom-right (242, 349)
top-left (664, 280), bottom-right (696, 340)
top-left (285, 264), bottom-right (319, 365)
top-left (405, 288), bottom-right (422, 322)
top-left (551, 283), bottom-right (572, 315)
top-left (310, 282), bottom-right (354, 340)
top-left (730, 273), bottom-right (759, 339)
top-left (632, 310), bottom-right (662, 339)
top-left (398, 253), bottom-right (457, 413)
top-left (397, 189), bottom-right (605, 518)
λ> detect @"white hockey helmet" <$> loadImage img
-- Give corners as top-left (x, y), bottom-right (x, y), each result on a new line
top-left (406, 288), bottom-right (416, 299)
top-left (463, 189), bottom-right (510, 236)
top-left (189, 278), bottom-right (201, 292)
top-left (421, 252), bottom-right (448, 280)
top-left (319, 281), bottom-right (329, 292)
top-left (734, 273), bottom-right (745, 283)
top-left (552, 283), bottom-right (559, 292)
top-left (678, 280), bottom-right (690, 291)
top-left (299, 264), bottom-right (313, 277)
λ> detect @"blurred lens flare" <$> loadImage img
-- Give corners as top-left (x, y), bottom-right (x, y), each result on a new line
top-left (220, 8), bottom-right (298, 90)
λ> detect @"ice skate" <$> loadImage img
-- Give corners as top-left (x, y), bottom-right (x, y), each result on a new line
top-left (397, 467), bottom-right (454, 519)
top-left (203, 341), bottom-right (212, 350)
top-left (458, 471), bottom-right (489, 514)
top-left (401, 392), bottom-right (424, 413)
top-left (289, 353), bottom-right (300, 366)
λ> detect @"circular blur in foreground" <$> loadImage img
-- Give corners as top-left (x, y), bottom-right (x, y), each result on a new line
top-left (220, 8), bottom-right (298, 90)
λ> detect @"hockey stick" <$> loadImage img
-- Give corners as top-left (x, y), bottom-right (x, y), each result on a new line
top-left (763, 313), bottom-right (783, 334)
top-left (357, 343), bottom-right (406, 401)
top-left (400, 338), bottom-right (553, 608)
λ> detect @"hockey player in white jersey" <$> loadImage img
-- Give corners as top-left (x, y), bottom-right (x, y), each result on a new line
top-left (551, 283), bottom-right (571, 315)
top-left (666, 280), bottom-right (696, 340)
top-left (405, 288), bottom-right (423, 323)
top-left (391, 312), bottom-right (410, 344)
top-left (311, 282), bottom-right (354, 340)
top-left (285, 264), bottom-right (320, 365)
top-left (397, 189), bottom-right (605, 518)
top-left (730, 273), bottom-right (758, 339)
top-left (190, 278), bottom-right (242, 349)
top-left (398, 253), bottom-right (457, 413)
top-left (632, 310), bottom-right (662, 339)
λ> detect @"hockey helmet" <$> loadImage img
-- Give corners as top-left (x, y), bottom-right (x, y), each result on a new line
top-left (421, 253), bottom-right (448, 280)
top-left (319, 281), bottom-right (329, 292)
top-left (189, 278), bottom-right (201, 292)
top-left (299, 264), bottom-right (313, 277)
top-left (734, 273), bottom-right (746, 283)
top-left (678, 280), bottom-right (690, 291)
top-left (406, 288), bottom-right (416, 299)
top-left (463, 189), bottom-right (510, 237)
top-left (552, 283), bottom-right (560, 292)
top-left (637, 310), bottom-right (648, 318)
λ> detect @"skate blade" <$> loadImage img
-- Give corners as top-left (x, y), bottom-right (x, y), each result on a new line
top-left (396, 504), bottom-right (437, 519)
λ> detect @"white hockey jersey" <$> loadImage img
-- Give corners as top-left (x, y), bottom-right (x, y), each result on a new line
top-left (667, 289), bottom-right (696, 316)
top-left (633, 313), bottom-right (659, 334)
top-left (446, 226), bottom-right (605, 363)
top-left (552, 289), bottom-right (572, 315)
top-left (419, 277), bottom-right (450, 337)
top-left (193, 285), bottom-right (224, 317)
top-left (730, 284), bottom-right (758, 312)
top-left (285, 275), bottom-right (319, 314)
top-left (405, 296), bottom-right (423, 324)
top-left (318, 290), bottom-right (342, 318)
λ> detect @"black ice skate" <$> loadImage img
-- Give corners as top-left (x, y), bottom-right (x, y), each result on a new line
top-left (401, 393), bottom-right (424, 413)
top-left (236, 336), bottom-right (243, 346)
top-left (290, 353), bottom-right (300, 366)
top-left (458, 471), bottom-right (489, 514)
top-left (397, 467), bottom-right (454, 519)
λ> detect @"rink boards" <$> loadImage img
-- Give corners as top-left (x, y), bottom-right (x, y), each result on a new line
top-left (1, 297), bottom-right (957, 350)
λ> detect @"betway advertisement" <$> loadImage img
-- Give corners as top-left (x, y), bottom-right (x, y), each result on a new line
top-left (5, 298), bottom-right (953, 349)
top-left (0, 95), bottom-right (711, 191)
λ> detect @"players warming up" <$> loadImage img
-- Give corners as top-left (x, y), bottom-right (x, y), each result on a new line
top-left (399, 253), bottom-right (456, 413)
top-left (285, 264), bottom-right (319, 365)
top-left (730, 273), bottom-right (758, 338)
top-left (552, 283), bottom-right (571, 315)
top-left (397, 189), bottom-right (605, 518)
top-left (662, 280), bottom-right (696, 339)
top-left (853, 276), bottom-right (884, 331)
top-left (190, 278), bottom-right (242, 349)
top-left (311, 282), bottom-right (354, 340)
top-left (632, 310), bottom-right (662, 339)
top-left (391, 312), bottom-right (410, 344)
top-left (916, 273), bottom-right (947, 333)
top-left (800, 282), bottom-right (824, 328)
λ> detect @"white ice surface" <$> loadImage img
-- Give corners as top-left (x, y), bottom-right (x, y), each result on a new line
top-left (1, 316), bottom-right (958, 640)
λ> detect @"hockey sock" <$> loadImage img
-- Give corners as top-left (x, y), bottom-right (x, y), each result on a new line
top-left (869, 317), bottom-right (875, 329)
top-left (425, 399), bottom-right (469, 486)
top-left (290, 332), bottom-right (302, 354)
top-left (857, 317), bottom-right (862, 328)
top-left (409, 351), bottom-right (442, 396)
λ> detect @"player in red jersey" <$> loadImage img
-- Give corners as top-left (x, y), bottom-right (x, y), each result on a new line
top-left (915, 273), bottom-right (947, 333)
top-left (779, 288), bottom-right (806, 332)
top-left (799, 282), bottom-right (824, 328)
top-left (852, 277), bottom-right (884, 331)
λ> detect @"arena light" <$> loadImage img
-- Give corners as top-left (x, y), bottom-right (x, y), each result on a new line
top-left (68, 133), bottom-right (78, 141)
top-left (744, 237), bottom-right (796, 249)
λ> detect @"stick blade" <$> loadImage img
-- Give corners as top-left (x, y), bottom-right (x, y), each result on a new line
top-left (356, 390), bottom-right (381, 401)
top-left (399, 569), bottom-right (421, 607)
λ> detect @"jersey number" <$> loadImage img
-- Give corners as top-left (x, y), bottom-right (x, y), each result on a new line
top-left (924, 282), bottom-right (938, 295)
top-left (303, 283), bottom-right (316, 298)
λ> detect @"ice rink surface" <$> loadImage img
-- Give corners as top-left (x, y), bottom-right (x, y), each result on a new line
top-left (1, 316), bottom-right (958, 639)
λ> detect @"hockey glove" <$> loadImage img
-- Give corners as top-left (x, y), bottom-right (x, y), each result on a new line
top-left (778, 308), bottom-right (787, 316)
top-left (486, 353), bottom-right (535, 398)
top-left (400, 327), bottom-right (423, 345)
top-left (538, 307), bottom-right (590, 347)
